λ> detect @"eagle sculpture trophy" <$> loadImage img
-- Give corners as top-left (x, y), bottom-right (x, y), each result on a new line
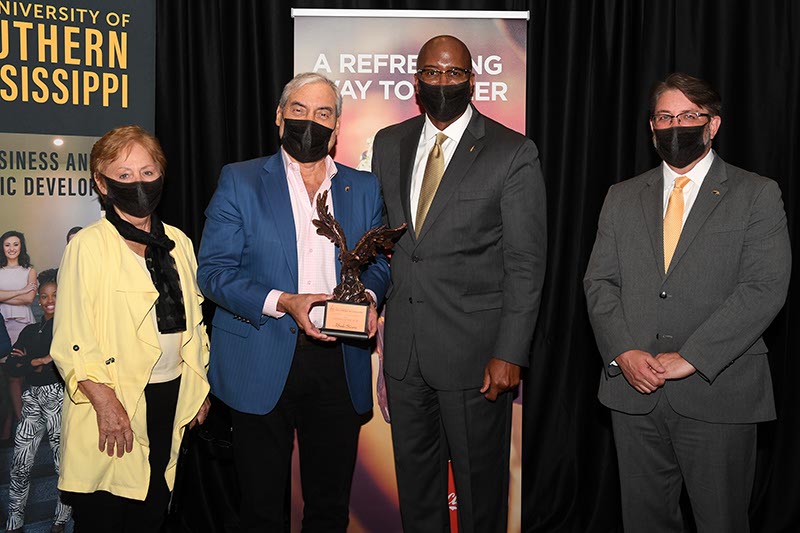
top-left (313, 190), bottom-right (406, 304)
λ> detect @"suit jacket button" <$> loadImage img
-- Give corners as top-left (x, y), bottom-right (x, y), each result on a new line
top-left (656, 333), bottom-right (660, 340)
top-left (290, 327), bottom-right (296, 334)
top-left (412, 255), bottom-right (420, 262)
top-left (408, 297), bottom-right (413, 304)
top-left (659, 291), bottom-right (667, 299)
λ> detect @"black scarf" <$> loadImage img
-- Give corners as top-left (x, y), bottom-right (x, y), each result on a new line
top-left (105, 208), bottom-right (187, 334)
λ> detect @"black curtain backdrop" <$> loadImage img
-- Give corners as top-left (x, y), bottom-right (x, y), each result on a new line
top-left (155, 1), bottom-right (799, 532)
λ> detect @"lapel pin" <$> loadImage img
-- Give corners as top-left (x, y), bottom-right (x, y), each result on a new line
top-left (345, 186), bottom-right (350, 192)
top-left (470, 145), bottom-right (475, 152)
top-left (712, 189), bottom-right (720, 195)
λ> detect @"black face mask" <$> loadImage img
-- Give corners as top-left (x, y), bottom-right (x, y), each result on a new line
top-left (653, 125), bottom-right (709, 169)
top-left (102, 175), bottom-right (163, 218)
top-left (416, 79), bottom-right (472, 123)
top-left (281, 118), bottom-right (334, 163)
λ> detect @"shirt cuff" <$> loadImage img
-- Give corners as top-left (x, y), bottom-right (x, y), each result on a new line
top-left (365, 289), bottom-right (377, 306)
top-left (263, 290), bottom-right (286, 318)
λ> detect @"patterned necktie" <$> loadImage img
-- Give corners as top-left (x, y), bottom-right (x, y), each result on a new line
top-left (663, 176), bottom-right (691, 272)
top-left (416, 132), bottom-right (448, 235)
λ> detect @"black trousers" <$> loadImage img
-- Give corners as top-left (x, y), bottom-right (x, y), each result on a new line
top-left (231, 338), bottom-right (364, 533)
top-left (386, 348), bottom-right (513, 533)
top-left (65, 377), bottom-right (181, 533)
top-left (611, 393), bottom-right (757, 533)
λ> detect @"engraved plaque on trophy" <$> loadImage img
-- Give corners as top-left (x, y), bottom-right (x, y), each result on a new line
top-left (313, 190), bottom-right (406, 339)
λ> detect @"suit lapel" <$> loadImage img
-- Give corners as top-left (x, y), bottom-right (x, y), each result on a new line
top-left (415, 109), bottom-right (484, 244)
top-left (666, 157), bottom-right (728, 276)
top-left (640, 167), bottom-right (666, 277)
top-left (261, 154), bottom-right (299, 287)
top-left (399, 119), bottom-right (424, 240)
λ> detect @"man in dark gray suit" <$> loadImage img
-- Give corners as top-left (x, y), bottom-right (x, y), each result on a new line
top-left (371, 35), bottom-right (546, 532)
top-left (585, 73), bottom-right (791, 532)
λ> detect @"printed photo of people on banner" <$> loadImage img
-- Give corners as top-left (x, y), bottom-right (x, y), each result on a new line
top-left (1, 1), bottom-right (156, 531)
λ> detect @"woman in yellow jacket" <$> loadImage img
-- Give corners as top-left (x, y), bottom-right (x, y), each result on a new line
top-left (51, 125), bottom-right (210, 533)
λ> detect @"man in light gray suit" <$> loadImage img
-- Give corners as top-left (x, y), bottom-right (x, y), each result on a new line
top-left (371, 35), bottom-right (546, 532)
top-left (584, 73), bottom-right (791, 532)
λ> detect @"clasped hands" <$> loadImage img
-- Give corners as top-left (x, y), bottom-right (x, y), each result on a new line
top-left (277, 292), bottom-right (378, 341)
top-left (616, 349), bottom-right (696, 394)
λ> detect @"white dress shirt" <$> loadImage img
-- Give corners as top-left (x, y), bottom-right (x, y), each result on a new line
top-left (263, 149), bottom-right (338, 327)
top-left (409, 105), bottom-right (473, 228)
top-left (661, 149), bottom-right (715, 227)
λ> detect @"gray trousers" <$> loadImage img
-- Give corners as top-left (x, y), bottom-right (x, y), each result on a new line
top-left (6, 383), bottom-right (72, 530)
top-left (611, 394), bottom-right (756, 533)
top-left (386, 348), bottom-right (513, 533)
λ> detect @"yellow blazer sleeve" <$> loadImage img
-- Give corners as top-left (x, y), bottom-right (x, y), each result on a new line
top-left (52, 233), bottom-right (115, 404)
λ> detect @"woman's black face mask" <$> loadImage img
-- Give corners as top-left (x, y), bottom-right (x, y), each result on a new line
top-left (101, 175), bottom-right (164, 218)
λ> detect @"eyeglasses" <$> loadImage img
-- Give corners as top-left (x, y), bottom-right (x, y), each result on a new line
top-left (651, 112), bottom-right (711, 129)
top-left (416, 67), bottom-right (472, 83)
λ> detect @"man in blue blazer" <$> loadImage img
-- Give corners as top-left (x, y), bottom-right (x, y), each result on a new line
top-left (197, 72), bottom-right (390, 532)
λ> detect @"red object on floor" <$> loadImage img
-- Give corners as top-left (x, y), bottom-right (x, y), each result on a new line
top-left (448, 461), bottom-right (458, 533)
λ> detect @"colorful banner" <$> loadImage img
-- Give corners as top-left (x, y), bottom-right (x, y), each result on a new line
top-left (293, 10), bottom-right (529, 532)
top-left (0, 0), bottom-right (155, 281)
top-left (0, 2), bottom-right (155, 521)
top-left (0, 0), bottom-right (155, 135)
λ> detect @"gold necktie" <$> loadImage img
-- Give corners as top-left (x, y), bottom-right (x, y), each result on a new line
top-left (663, 176), bottom-right (691, 272)
top-left (416, 132), bottom-right (448, 235)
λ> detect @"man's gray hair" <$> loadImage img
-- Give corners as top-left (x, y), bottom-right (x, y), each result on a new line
top-left (279, 72), bottom-right (342, 118)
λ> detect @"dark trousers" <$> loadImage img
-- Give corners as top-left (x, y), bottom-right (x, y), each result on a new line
top-left (231, 339), bottom-right (363, 533)
top-left (66, 377), bottom-right (181, 533)
top-left (386, 348), bottom-right (513, 533)
top-left (611, 393), bottom-right (757, 533)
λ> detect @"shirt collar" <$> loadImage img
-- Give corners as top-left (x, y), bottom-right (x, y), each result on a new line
top-left (662, 148), bottom-right (715, 188)
top-left (280, 147), bottom-right (338, 181)
top-left (423, 104), bottom-right (473, 144)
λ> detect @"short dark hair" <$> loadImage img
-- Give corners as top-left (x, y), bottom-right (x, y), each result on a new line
top-left (66, 226), bottom-right (82, 242)
top-left (1, 230), bottom-right (32, 268)
top-left (37, 268), bottom-right (58, 290)
top-left (649, 73), bottom-right (722, 117)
